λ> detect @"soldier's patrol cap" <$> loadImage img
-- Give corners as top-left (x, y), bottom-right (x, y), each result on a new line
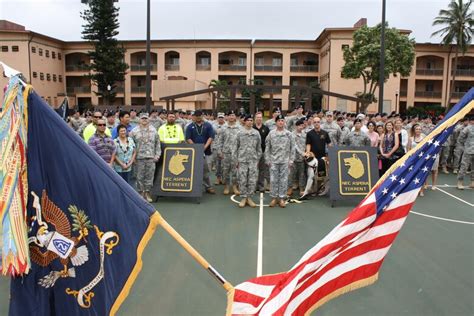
top-left (227, 110), bottom-right (236, 116)
top-left (217, 112), bottom-right (225, 118)
top-left (325, 111), bottom-right (334, 116)
top-left (275, 114), bottom-right (285, 121)
top-left (139, 112), bottom-right (149, 118)
top-left (243, 114), bottom-right (253, 121)
top-left (295, 119), bottom-right (305, 126)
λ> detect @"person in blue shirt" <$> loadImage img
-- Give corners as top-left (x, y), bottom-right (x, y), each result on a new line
top-left (112, 110), bottom-right (133, 139)
top-left (186, 110), bottom-right (216, 194)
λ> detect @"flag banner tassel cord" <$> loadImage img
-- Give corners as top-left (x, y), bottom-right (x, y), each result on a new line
top-left (156, 211), bottom-right (234, 292)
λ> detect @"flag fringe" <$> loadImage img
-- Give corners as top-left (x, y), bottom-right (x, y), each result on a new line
top-left (110, 211), bottom-right (162, 316)
top-left (304, 273), bottom-right (379, 316)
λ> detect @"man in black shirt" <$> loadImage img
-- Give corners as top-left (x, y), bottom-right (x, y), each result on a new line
top-left (305, 117), bottom-right (331, 196)
top-left (254, 112), bottom-right (270, 192)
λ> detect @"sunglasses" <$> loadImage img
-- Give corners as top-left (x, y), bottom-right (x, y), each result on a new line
top-left (97, 124), bottom-right (106, 126)
top-left (94, 116), bottom-right (102, 119)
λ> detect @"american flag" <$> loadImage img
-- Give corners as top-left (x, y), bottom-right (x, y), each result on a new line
top-left (226, 89), bottom-right (474, 316)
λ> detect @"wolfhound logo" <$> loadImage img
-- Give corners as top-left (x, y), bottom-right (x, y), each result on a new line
top-left (343, 154), bottom-right (365, 179)
top-left (168, 151), bottom-right (189, 176)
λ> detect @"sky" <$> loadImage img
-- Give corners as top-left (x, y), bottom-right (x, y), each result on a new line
top-left (0, 0), bottom-right (451, 43)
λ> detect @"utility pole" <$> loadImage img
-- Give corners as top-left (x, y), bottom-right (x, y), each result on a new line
top-left (378, 0), bottom-right (386, 114)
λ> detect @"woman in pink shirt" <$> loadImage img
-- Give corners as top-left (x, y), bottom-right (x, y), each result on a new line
top-left (367, 121), bottom-right (380, 147)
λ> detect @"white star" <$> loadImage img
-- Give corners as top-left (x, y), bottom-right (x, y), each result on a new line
top-left (425, 154), bottom-right (431, 160)
top-left (432, 154), bottom-right (438, 160)
top-left (400, 162), bottom-right (406, 168)
top-left (382, 188), bottom-right (388, 195)
top-left (409, 166), bottom-right (414, 171)
top-left (414, 178), bottom-right (420, 184)
top-left (422, 166), bottom-right (429, 172)
top-left (390, 175), bottom-right (398, 182)
top-left (434, 141), bottom-right (440, 147)
top-left (391, 192), bottom-right (397, 199)
top-left (427, 139), bottom-right (433, 144)
top-left (418, 151), bottom-right (424, 157)
top-left (399, 178), bottom-right (406, 185)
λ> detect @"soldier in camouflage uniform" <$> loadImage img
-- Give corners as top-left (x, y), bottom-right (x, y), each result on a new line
top-left (421, 116), bottom-right (435, 136)
top-left (439, 134), bottom-right (453, 174)
top-left (289, 119), bottom-right (307, 197)
top-left (343, 118), bottom-right (371, 147)
top-left (149, 109), bottom-right (164, 131)
top-left (321, 111), bottom-right (342, 146)
top-left (456, 117), bottom-right (474, 190)
top-left (212, 113), bottom-right (227, 184)
top-left (337, 116), bottom-right (350, 142)
top-left (129, 109), bottom-right (140, 129)
top-left (234, 115), bottom-right (262, 208)
top-left (265, 114), bottom-right (295, 208)
top-left (452, 118), bottom-right (469, 173)
top-left (130, 112), bottom-right (161, 202)
top-left (264, 108), bottom-right (281, 131)
top-left (286, 104), bottom-right (305, 131)
top-left (175, 110), bottom-right (188, 130)
top-left (217, 110), bottom-right (241, 195)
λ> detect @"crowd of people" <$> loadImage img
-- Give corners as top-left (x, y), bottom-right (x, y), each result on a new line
top-left (67, 106), bottom-right (474, 206)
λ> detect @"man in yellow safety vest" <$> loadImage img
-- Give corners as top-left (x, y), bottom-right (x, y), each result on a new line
top-left (158, 112), bottom-right (185, 144)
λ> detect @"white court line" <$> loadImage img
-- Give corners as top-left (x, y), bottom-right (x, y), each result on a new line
top-left (410, 211), bottom-right (474, 225)
top-left (435, 187), bottom-right (474, 208)
top-left (257, 192), bottom-right (264, 277)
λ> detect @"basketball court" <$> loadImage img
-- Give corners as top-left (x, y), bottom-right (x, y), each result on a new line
top-left (0, 174), bottom-right (472, 315)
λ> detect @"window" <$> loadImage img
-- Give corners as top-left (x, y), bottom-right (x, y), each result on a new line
top-left (425, 83), bottom-right (434, 92)
top-left (52, 52), bottom-right (56, 59)
top-left (45, 50), bottom-right (50, 58)
top-left (32, 46), bottom-right (36, 53)
top-left (291, 58), bottom-right (298, 66)
top-left (39, 48), bottom-right (43, 56)
top-left (58, 75), bottom-right (63, 82)
top-left (1, 46), bottom-right (8, 52)
top-left (238, 57), bottom-right (246, 66)
top-left (170, 57), bottom-right (179, 65)
top-left (12, 46), bottom-right (19, 52)
top-left (199, 57), bottom-right (210, 65)
top-left (53, 74), bottom-right (57, 82)
top-left (58, 53), bottom-right (62, 60)
top-left (255, 57), bottom-right (264, 65)
top-left (40, 73), bottom-right (44, 80)
top-left (341, 44), bottom-right (349, 51)
top-left (272, 58), bottom-right (282, 67)
top-left (33, 72), bottom-right (38, 78)
top-left (426, 62), bottom-right (432, 69)
top-left (46, 74), bottom-right (51, 81)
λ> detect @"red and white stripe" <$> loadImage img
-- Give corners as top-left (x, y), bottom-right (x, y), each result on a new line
top-left (229, 187), bottom-right (420, 315)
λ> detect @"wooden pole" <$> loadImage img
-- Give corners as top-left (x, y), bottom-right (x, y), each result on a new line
top-left (157, 214), bottom-right (233, 291)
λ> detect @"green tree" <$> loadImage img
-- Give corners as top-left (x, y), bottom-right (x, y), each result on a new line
top-left (432, 0), bottom-right (474, 108)
top-left (341, 23), bottom-right (415, 113)
top-left (289, 80), bottom-right (322, 111)
top-left (81, 0), bottom-right (128, 105)
top-left (241, 79), bottom-right (264, 113)
top-left (209, 79), bottom-right (230, 112)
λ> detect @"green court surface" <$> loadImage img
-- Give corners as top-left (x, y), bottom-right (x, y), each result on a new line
top-left (0, 174), bottom-right (472, 315)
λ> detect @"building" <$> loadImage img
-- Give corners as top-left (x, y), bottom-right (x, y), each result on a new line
top-left (1, 19), bottom-right (473, 113)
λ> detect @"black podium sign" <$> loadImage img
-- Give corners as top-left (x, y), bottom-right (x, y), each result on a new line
top-left (153, 144), bottom-right (204, 198)
top-left (328, 146), bottom-right (379, 202)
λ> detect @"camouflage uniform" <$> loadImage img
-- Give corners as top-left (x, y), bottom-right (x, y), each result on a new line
top-left (149, 116), bottom-right (164, 131)
top-left (421, 123), bottom-right (435, 137)
top-left (340, 125), bottom-right (351, 143)
top-left (234, 128), bottom-right (262, 198)
top-left (70, 117), bottom-right (86, 133)
top-left (457, 125), bottom-right (474, 182)
top-left (286, 114), bottom-right (305, 131)
top-left (175, 117), bottom-right (187, 131)
top-left (212, 122), bottom-right (226, 179)
top-left (321, 121), bottom-right (342, 146)
top-left (217, 123), bottom-right (241, 186)
top-left (130, 125), bottom-right (161, 192)
top-left (452, 124), bottom-right (467, 172)
top-left (289, 130), bottom-right (307, 191)
top-left (265, 119), bottom-right (277, 131)
top-left (343, 130), bottom-right (371, 147)
top-left (440, 134), bottom-right (453, 170)
top-left (265, 129), bottom-right (295, 199)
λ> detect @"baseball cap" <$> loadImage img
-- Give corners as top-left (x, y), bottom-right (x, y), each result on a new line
top-left (217, 112), bottom-right (225, 118)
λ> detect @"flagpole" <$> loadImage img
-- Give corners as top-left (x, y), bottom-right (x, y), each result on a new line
top-left (157, 213), bottom-right (233, 291)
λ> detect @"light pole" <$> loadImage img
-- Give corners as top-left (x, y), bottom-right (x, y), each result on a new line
top-left (395, 90), bottom-right (399, 113)
top-left (107, 84), bottom-right (111, 106)
top-left (378, 0), bottom-right (386, 114)
top-left (145, 0), bottom-right (151, 113)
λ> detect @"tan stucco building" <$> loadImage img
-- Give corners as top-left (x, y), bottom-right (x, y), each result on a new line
top-left (1, 19), bottom-right (473, 113)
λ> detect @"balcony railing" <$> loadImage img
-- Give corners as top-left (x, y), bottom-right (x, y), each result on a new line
top-left (131, 86), bottom-right (147, 93)
top-left (65, 64), bottom-right (89, 72)
top-left (254, 65), bottom-right (282, 72)
top-left (452, 69), bottom-right (474, 76)
top-left (196, 64), bottom-right (211, 71)
top-left (400, 90), bottom-right (407, 97)
top-left (66, 86), bottom-right (91, 94)
top-left (290, 65), bottom-right (319, 72)
top-left (452, 91), bottom-right (467, 98)
top-left (416, 68), bottom-right (443, 76)
top-left (165, 64), bottom-right (180, 71)
top-left (218, 64), bottom-right (247, 71)
top-left (130, 64), bottom-right (157, 71)
top-left (414, 91), bottom-right (442, 98)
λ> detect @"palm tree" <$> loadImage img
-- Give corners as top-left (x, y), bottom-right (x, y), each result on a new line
top-left (432, 0), bottom-right (474, 108)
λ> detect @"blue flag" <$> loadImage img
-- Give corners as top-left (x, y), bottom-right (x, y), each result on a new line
top-left (9, 85), bottom-right (160, 315)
